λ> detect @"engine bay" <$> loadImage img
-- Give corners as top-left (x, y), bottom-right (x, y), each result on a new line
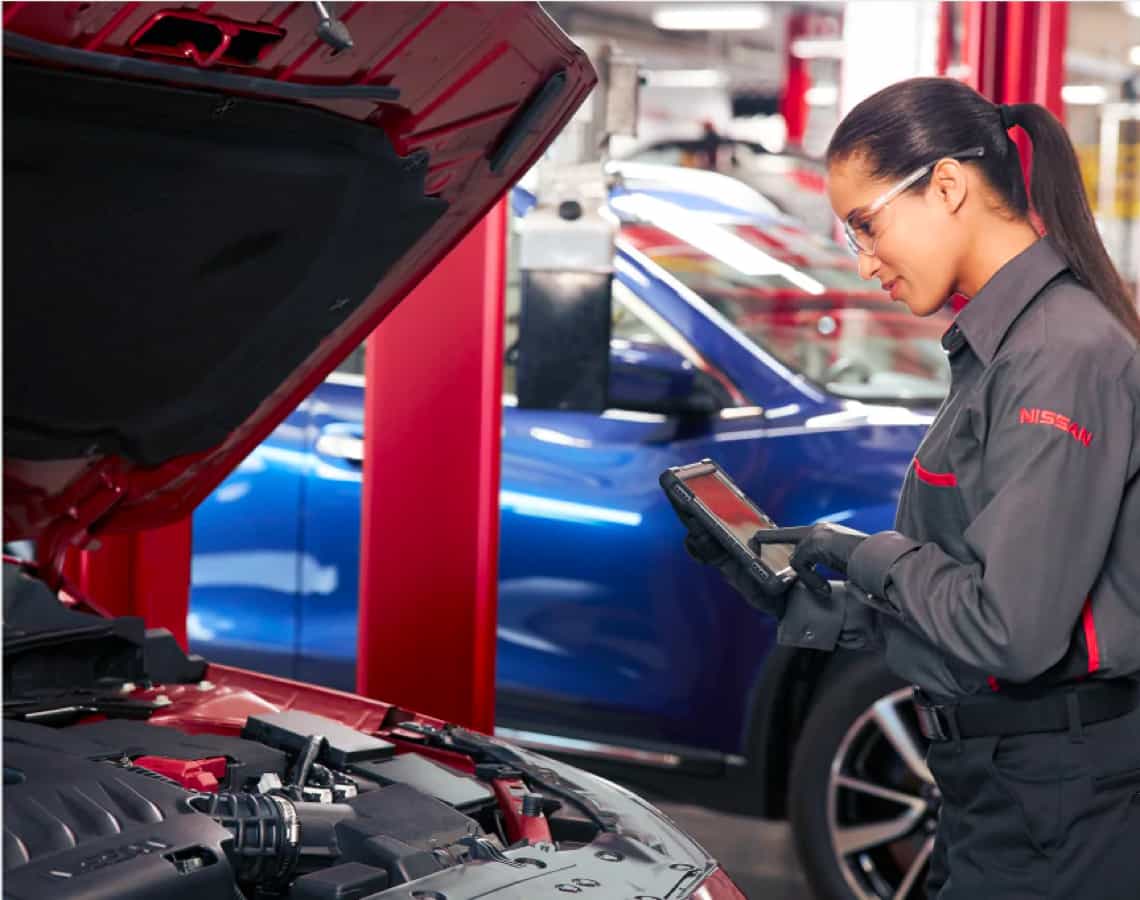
top-left (3, 563), bottom-right (717, 899)
top-left (5, 714), bottom-right (538, 898)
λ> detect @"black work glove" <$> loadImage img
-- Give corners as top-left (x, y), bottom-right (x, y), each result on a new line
top-left (665, 490), bottom-right (729, 566)
top-left (749, 523), bottom-right (868, 597)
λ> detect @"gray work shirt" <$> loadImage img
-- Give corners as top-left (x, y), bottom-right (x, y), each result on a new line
top-left (780, 238), bottom-right (1140, 700)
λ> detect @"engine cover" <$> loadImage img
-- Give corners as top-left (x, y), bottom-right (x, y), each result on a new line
top-left (3, 742), bottom-right (237, 900)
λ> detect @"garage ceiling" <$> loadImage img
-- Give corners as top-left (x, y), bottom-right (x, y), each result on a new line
top-left (543, 1), bottom-right (842, 92)
top-left (546, 1), bottom-right (1139, 94)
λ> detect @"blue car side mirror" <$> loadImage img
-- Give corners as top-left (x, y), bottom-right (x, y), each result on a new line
top-left (607, 343), bottom-right (729, 416)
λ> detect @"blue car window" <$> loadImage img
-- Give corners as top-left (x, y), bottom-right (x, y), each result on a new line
top-left (624, 221), bottom-right (951, 404)
top-left (610, 281), bottom-right (668, 348)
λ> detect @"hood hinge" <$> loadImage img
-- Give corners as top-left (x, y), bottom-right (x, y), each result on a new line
top-left (36, 468), bottom-right (128, 591)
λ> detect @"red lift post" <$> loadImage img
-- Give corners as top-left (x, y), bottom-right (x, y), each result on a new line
top-left (356, 200), bottom-right (508, 734)
top-left (781, 13), bottom-right (812, 149)
top-left (957, 0), bottom-right (1068, 201)
top-left (942, 0), bottom-right (1068, 296)
top-left (952, 2), bottom-right (1068, 117)
top-left (62, 519), bottom-right (192, 648)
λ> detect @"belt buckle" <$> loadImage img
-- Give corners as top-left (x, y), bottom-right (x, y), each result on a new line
top-left (915, 702), bottom-right (951, 742)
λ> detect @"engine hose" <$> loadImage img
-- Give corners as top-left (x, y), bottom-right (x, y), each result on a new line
top-left (189, 792), bottom-right (359, 888)
top-left (188, 791), bottom-right (300, 886)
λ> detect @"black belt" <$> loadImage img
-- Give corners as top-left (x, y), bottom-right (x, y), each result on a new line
top-left (914, 678), bottom-right (1139, 742)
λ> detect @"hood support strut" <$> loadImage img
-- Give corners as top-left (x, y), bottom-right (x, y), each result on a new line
top-left (35, 467), bottom-right (127, 592)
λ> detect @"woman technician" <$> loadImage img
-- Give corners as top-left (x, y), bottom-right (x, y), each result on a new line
top-left (681, 77), bottom-right (1140, 897)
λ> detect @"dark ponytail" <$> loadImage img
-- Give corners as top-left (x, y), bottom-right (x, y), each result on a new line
top-left (827, 77), bottom-right (1140, 341)
top-left (1004, 102), bottom-right (1140, 340)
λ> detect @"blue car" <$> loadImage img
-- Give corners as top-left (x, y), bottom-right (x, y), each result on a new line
top-left (190, 165), bottom-right (952, 900)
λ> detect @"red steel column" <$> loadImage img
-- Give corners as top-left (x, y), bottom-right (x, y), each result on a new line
top-left (936, 2), bottom-right (956, 77)
top-left (356, 199), bottom-right (506, 733)
top-left (62, 519), bottom-right (192, 647)
top-left (960, 1), bottom-right (999, 99)
top-left (942, 1), bottom-right (1067, 311)
top-left (1000, 1), bottom-right (1038, 169)
top-left (954, 1), bottom-right (1067, 117)
top-left (953, 0), bottom-right (1068, 196)
top-left (1031, 2), bottom-right (1068, 119)
top-left (781, 13), bottom-right (811, 149)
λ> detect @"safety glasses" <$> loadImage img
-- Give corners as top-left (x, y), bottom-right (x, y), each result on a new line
top-left (842, 147), bottom-right (986, 257)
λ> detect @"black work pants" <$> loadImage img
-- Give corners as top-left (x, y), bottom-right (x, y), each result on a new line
top-left (925, 702), bottom-right (1140, 899)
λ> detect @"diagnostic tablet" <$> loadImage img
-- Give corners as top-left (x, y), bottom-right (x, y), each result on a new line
top-left (661, 459), bottom-right (797, 597)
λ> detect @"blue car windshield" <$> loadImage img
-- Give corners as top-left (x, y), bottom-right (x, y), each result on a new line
top-left (623, 220), bottom-right (952, 404)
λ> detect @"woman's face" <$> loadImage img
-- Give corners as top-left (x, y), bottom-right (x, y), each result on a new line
top-left (827, 154), bottom-right (964, 317)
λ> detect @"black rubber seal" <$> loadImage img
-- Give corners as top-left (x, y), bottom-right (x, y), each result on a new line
top-left (488, 69), bottom-right (567, 174)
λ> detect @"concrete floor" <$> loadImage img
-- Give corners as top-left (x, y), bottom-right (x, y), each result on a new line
top-left (648, 797), bottom-right (812, 898)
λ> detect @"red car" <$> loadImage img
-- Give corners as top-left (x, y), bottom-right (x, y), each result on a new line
top-left (2, 4), bottom-right (744, 898)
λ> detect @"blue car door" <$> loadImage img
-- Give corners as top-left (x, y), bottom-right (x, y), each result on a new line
top-left (188, 403), bottom-right (309, 678)
top-left (293, 347), bottom-right (367, 691)
top-left (497, 276), bottom-right (779, 756)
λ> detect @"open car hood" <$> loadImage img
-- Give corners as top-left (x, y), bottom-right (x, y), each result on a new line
top-left (2, 2), bottom-right (595, 572)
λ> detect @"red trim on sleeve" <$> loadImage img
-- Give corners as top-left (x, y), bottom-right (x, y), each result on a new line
top-left (913, 457), bottom-right (958, 488)
top-left (1082, 596), bottom-right (1101, 674)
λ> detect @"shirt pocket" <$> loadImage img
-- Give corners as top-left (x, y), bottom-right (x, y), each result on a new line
top-left (905, 456), bottom-right (972, 559)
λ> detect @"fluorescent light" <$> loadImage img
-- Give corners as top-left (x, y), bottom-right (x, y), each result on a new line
top-left (791, 38), bottom-right (846, 59)
top-left (805, 84), bottom-right (838, 106)
top-left (1130, 45), bottom-right (1140, 67)
top-left (643, 68), bottom-right (728, 89)
top-left (1061, 84), bottom-right (1109, 105)
top-left (652, 5), bottom-right (771, 32)
top-left (1126, 1), bottom-right (1140, 18)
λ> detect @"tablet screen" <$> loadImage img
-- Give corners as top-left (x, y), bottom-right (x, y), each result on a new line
top-left (683, 469), bottom-right (795, 571)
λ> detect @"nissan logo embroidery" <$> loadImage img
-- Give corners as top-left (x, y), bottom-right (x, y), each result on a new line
top-left (1018, 407), bottom-right (1093, 447)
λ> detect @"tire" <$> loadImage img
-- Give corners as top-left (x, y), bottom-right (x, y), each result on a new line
top-left (788, 653), bottom-right (938, 900)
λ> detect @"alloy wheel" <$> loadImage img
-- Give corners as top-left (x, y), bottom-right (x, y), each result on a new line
top-left (826, 687), bottom-right (938, 900)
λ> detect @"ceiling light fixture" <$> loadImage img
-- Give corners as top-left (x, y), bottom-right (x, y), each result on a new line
top-left (805, 84), bottom-right (838, 106)
top-left (652, 5), bottom-right (771, 32)
top-left (790, 38), bottom-right (845, 59)
top-left (642, 68), bottom-right (728, 89)
top-left (1061, 84), bottom-right (1109, 105)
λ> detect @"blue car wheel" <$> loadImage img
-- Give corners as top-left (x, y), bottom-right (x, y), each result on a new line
top-left (790, 654), bottom-right (934, 900)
